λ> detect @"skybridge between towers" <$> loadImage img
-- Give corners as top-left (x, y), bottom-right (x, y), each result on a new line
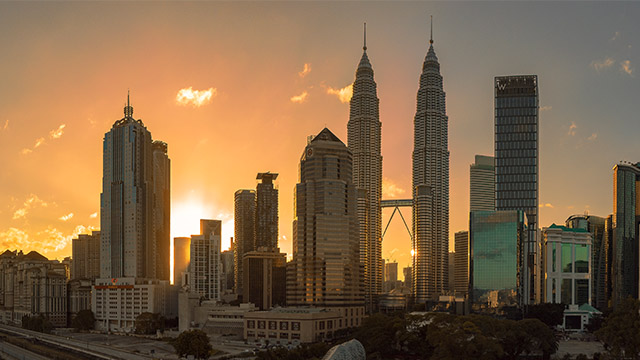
top-left (381, 199), bottom-right (413, 241)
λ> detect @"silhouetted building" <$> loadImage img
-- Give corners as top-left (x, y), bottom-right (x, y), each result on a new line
top-left (287, 128), bottom-right (364, 313)
top-left (174, 237), bottom-right (190, 287)
top-left (470, 211), bottom-right (527, 310)
top-left (221, 239), bottom-right (235, 293)
top-left (100, 95), bottom-right (170, 279)
top-left (348, 25), bottom-right (383, 313)
top-left (403, 266), bottom-right (412, 290)
top-left (234, 189), bottom-right (256, 297)
top-left (566, 214), bottom-right (609, 310)
top-left (542, 224), bottom-right (592, 306)
top-left (470, 155), bottom-right (494, 212)
top-left (72, 231), bottom-right (100, 280)
top-left (494, 75), bottom-right (539, 305)
top-left (412, 23), bottom-right (449, 303)
top-left (611, 162), bottom-right (640, 305)
top-left (242, 248), bottom-right (286, 310)
top-left (255, 173), bottom-right (279, 250)
top-left (189, 220), bottom-right (222, 301)
top-left (454, 231), bottom-right (469, 296)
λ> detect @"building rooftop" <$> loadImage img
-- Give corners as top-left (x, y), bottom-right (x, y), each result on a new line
top-left (548, 224), bottom-right (588, 233)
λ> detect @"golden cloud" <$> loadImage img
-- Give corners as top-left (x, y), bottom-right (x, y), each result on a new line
top-left (568, 122), bottom-right (577, 136)
top-left (539, 203), bottom-right (554, 208)
top-left (620, 60), bottom-right (634, 76)
top-left (326, 83), bottom-right (353, 104)
top-left (59, 213), bottom-right (74, 221)
top-left (298, 63), bottom-right (312, 78)
top-left (290, 91), bottom-right (309, 104)
top-left (12, 194), bottom-right (50, 220)
top-left (176, 87), bottom-right (217, 107)
top-left (382, 178), bottom-right (406, 198)
top-left (49, 124), bottom-right (66, 139)
top-left (21, 124), bottom-right (66, 154)
top-left (89, 212), bottom-right (98, 219)
top-left (591, 57), bottom-right (615, 71)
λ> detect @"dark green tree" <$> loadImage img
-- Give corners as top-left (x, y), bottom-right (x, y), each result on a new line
top-left (353, 313), bottom-right (407, 358)
top-left (519, 318), bottom-right (558, 360)
top-left (524, 303), bottom-right (565, 328)
top-left (596, 297), bottom-right (640, 360)
top-left (72, 309), bottom-right (96, 331)
top-left (426, 313), bottom-right (503, 360)
top-left (172, 329), bottom-right (213, 359)
top-left (134, 312), bottom-right (165, 335)
top-left (21, 314), bottom-right (53, 333)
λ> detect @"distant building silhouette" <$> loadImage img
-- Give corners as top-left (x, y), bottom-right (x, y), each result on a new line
top-left (153, 140), bottom-right (171, 281)
top-left (71, 231), bottom-right (100, 280)
top-left (234, 189), bottom-right (255, 297)
top-left (173, 237), bottom-right (190, 287)
top-left (255, 172), bottom-right (279, 250)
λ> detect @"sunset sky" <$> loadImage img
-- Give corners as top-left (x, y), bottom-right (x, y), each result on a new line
top-left (1, 2), bottom-right (639, 274)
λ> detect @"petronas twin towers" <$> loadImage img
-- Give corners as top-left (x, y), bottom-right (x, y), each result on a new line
top-left (348, 22), bottom-right (449, 307)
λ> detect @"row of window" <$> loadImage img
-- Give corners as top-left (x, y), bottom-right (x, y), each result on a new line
top-left (495, 96), bottom-right (537, 108)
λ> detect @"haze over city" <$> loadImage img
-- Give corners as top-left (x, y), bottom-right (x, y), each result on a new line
top-left (1, 1), bottom-right (639, 273)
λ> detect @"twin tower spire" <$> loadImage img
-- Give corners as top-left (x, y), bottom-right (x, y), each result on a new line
top-left (361, 16), bottom-right (434, 53)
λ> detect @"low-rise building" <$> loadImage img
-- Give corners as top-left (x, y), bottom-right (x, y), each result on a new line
top-left (67, 278), bottom-right (93, 325)
top-left (244, 307), bottom-right (343, 345)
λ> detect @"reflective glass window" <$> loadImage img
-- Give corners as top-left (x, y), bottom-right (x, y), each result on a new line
top-left (575, 279), bottom-right (589, 305)
top-left (562, 244), bottom-right (573, 273)
top-left (561, 279), bottom-right (572, 304)
top-left (552, 243), bottom-right (556, 272)
top-left (575, 244), bottom-right (588, 273)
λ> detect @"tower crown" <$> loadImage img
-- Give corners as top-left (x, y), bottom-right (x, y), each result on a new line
top-left (124, 91), bottom-right (133, 118)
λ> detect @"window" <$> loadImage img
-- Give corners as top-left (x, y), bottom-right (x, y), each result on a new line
top-left (575, 244), bottom-right (589, 273)
top-left (247, 320), bottom-right (255, 329)
top-left (561, 279), bottom-right (572, 305)
top-left (562, 244), bottom-right (573, 273)
top-left (575, 279), bottom-right (589, 305)
top-left (280, 322), bottom-right (288, 330)
top-left (292, 322), bottom-right (300, 331)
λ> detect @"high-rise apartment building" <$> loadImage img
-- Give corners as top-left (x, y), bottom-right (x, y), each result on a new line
top-left (189, 220), bottom-right (222, 301)
top-left (221, 239), bottom-right (235, 293)
top-left (566, 214), bottom-right (609, 310)
top-left (612, 162), bottom-right (640, 305)
top-left (234, 189), bottom-right (255, 297)
top-left (100, 96), bottom-right (169, 279)
top-left (348, 25), bottom-right (383, 313)
top-left (494, 75), bottom-right (539, 305)
top-left (71, 231), bottom-right (100, 280)
top-left (470, 155), bottom-right (495, 212)
top-left (287, 128), bottom-right (363, 310)
top-left (412, 28), bottom-right (449, 302)
top-left (174, 237), bottom-right (190, 287)
top-left (470, 210), bottom-right (527, 310)
top-left (243, 248), bottom-right (286, 310)
top-left (255, 172), bottom-right (279, 250)
top-left (454, 231), bottom-right (469, 296)
top-left (153, 141), bottom-right (171, 281)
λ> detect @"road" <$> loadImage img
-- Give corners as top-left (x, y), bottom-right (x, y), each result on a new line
top-left (0, 340), bottom-right (52, 360)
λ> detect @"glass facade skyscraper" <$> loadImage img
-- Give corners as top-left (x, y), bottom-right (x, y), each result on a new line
top-left (494, 75), bottom-right (539, 304)
top-left (470, 155), bottom-right (494, 212)
top-left (470, 210), bottom-right (527, 310)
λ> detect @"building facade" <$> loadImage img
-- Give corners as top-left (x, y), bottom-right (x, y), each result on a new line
top-left (189, 220), bottom-right (222, 301)
top-left (234, 189), bottom-right (256, 297)
top-left (542, 224), bottom-right (592, 306)
top-left (347, 28), bottom-right (383, 313)
top-left (470, 211), bottom-right (527, 311)
top-left (494, 75), bottom-right (539, 305)
top-left (152, 140), bottom-right (171, 281)
top-left (454, 231), bottom-right (469, 297)
top-left (612, 162), bottom-right (640, 305)
top-left (412, 31), bottom-right (450, 303)
top-left (288, 128), bottom-right (364, 312)
top-left (173, 237), bottom-right (190, 287)
top-left (71, 231), bottom-right (100, 280)
top-left (242, 248), bottom-right (286, 310)
top-left (470, 155), bottom-right (494, 212)
top-left (221, 245), bottom-right (235, 294)
top-left (255, 172), bottom-right (279, 250)
top-left (100, 96), bottom-right (169, 279)
top-left (566, 214), bottom-right (609, 309)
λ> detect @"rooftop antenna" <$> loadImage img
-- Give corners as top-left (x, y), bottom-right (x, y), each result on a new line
top-left (430, 15), bottom-right (433, 45)
top-left (363, 22), bottom-right (367, 51)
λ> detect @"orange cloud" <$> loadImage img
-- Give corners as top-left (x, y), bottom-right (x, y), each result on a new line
top-left (21, 124), bottom-right (66, 154)
top-left (89, 212), bottom-right (98, 219)
top-left (591, 57), bottom-right (615, 71)
top-left (13, 195), bottom-right (51, 220)
top-left (49, 124), bottom-right (66, 139)
top-left (382, 178), bottom-right (406, 198)
top-left (326, 83), bottom-right (353, 103)
top-left (620, 60), bottom-right (634, 76)
top-left (58, 213), bottom-right (74, 221)
top-left (176, 87), bottom-right (217, 107)
top-left (298, 63), bottom-right (312, 78)
top-left (290, 91), bottom-right (308, 103)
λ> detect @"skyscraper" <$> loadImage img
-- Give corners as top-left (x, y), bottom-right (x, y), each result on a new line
top-left (242, 248), bottom-right (286, 310)
top-left (470, 155), bottom-right (495, 212)
top-left (153, 141), bottom-right (171, 281)
top-left (288, 128), bottom-right (363, 309)
top-left (412, 22), bottom-right (449, 302)
top-left (494, 75), bottom-right (539, 305)
top-left (454, 231), bottom-right (469, 296)
top-left (100, 95), bottom-right (169, 279)
top-left (255, 172), bottom-right (279, 250)
top-left (189, 219), bottom-right (222, 301)
top-left (173, 237), bottom-right (190, 287)
top-left (611, 162), bottom-right (640, 305)
top-left (72, 231), bottom-right (100, 280)
top-left (234, 189), bottom-right (255, 297)
top-left (348, 24), bottom-right (383, 312)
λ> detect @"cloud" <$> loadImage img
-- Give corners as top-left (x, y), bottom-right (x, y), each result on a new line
top-left (591, 57), bottom-right (615, 71)
top-left (59, 213), bottom-right (74, 221)
top-left (49, 124), bottom-right (66, 139)
top-left (588, 133), bottom-right (598, 141)
top-left (620, 60), bottom-right (634, 76)
top-left (34, 137), bottom-right (45, 148)
top-left (290, 91), bottom-right (309, 104)
top-left (176, 87), bottom-right (217, 107)
top-left (21, 148), bottom-right (32, 155)
top-left (89, 212), bottom-right (98, 219)
top-left (12, 195), bottom-right (50, 220)
top-left (382, 178), bottom-right (406, 198)
top-left (298, 63), bottom-right (312, 78)
top-left (540, 106), bottom-right (552, 112)
top-left (610, 31), bottom-right (620, 41)
top-left (539, 203), bottom-right (554, 208)
top-left (326, 83), bottom-right (353, 103)
top-left (568, 122), bottom-right (577, 136)
top-left (0, 224), bottom-right (95, 255)
top-left (2, 119), bottom-right (8, 130)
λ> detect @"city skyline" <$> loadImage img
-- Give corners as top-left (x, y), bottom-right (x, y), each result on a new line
top-left (1, 2), bottom-right (639, 272)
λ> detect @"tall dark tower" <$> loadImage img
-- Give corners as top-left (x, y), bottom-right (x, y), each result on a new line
top-left (234, 189), bottom-right (255, 297)
top-left (411, 17), bottom-right (450, 302)
top-left (153, 141), bottom-right (170, 281)
top-left (348, 23), bottom-right (382, 312)
top-left (255, 172), bottom-right (279, 250)
top-left (494, 75), bottom-right (539, 304)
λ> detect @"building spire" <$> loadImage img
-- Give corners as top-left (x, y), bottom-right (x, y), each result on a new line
top-left (124, 89), bottom-right (134, 118)
top-left (429, 15), bottom-right (433, 45)
top-left (363, 22), bottom-right (367, 51)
